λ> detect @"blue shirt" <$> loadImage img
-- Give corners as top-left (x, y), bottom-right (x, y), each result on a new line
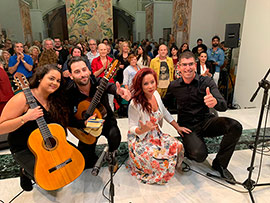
top-left (9, 54), bottom-right (33, 78)
top-left (123, 65), bottom-right (140, 88)
top-left (207, 47), bottom-right (225, 73)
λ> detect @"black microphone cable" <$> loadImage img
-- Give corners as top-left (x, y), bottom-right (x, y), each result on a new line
top-left (102, 151), bottom-right (129, 202)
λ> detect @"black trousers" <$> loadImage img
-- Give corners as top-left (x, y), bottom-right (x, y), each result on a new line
top-left (181, 116), bottom-right (242, 168)
top-left (78, 119), bottom-right (121, 168)
top-left (12, 148), bottom-right (35, 180)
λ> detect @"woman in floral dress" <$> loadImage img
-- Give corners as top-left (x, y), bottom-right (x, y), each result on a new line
top-left (127, 68), bottom-right (191, 184)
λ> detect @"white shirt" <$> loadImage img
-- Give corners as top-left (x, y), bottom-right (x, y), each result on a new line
top-left (86, 51), bottom-right (99, 66)
top-left (123, 65), bottom-right (140, 89)
top-left (128, 91), bottom-right (174, 140)
top-left (200, 64), bottom-right (207, 75)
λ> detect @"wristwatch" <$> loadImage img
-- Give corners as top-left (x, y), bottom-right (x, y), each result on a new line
top-left (22, 60), bottom-right (26, 63)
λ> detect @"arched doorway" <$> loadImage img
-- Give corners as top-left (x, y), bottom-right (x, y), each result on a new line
top-left (43, 6), bottom-right (68, 40)
top-left (113, 6), bottom-right (134, 41)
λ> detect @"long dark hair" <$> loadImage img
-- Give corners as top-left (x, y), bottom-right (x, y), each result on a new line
top-left (136, 45), bottom-right (148, 66)
top-left (179, 43), bottom-right (190, 53)
top-left (71, 46), bottom-right (83, 56)
top-left (29, 64), bottom-right (69, 127)
top-left (169, 44), bottom-right (179, 57)
top-left (131, 68), bottom-right (157, 114)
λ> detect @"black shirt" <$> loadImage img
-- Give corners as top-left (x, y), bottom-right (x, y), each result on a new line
top-left (115, 54), bottom-right (130, 84)
top-left (55, 47), bottom-right (69, 66)
top-left (66, 75), bottom-right (117, 128)
top-left (8, 98), bottom-right (54, 153)
top-left (164, 74), bottom-right (227, 126)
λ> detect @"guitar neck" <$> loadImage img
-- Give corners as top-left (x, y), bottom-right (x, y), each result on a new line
top-left (23, 88), bottom-right (52, 139)
top-left (85, 78), bottom-right (109, 118)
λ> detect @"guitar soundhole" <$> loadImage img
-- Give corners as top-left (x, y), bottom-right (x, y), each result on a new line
top-left (82, 110), bottom-right (87, 120)
top-left (44, 137), bottom-right (57, 150)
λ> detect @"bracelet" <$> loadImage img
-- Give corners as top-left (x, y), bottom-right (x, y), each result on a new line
top-left (22, 60), bottom-right (26, 63)
top-left (20, 117), bottom-right (25, 124)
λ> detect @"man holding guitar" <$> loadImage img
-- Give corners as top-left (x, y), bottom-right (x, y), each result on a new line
top-left (66, 56), bottom-right (131, 169)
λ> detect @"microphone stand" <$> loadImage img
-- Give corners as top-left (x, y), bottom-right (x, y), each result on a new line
top-left (107, 151), bottom-right (116, 203)
top-left (206, 68), bottom-right (270, 203)
top-left (242, 68), bottom-right (270, 203)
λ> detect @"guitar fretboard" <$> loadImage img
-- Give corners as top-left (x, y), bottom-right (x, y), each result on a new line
top-left (23, 88), bottom-right (53, 141)
top-left (85, 78), bottom-right (109, 119)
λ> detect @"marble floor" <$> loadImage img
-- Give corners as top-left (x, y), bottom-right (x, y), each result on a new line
top-left (1, 108), bottom-right (270, 203)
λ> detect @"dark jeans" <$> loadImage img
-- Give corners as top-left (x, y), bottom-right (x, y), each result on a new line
top-left (78, 120), bottom-right (121, 168)
top-left (181, 116), bottom-right (242, 168)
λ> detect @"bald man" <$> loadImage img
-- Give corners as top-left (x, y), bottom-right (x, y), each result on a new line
top-left (91, 43), bottom-right (115, 110)
top-left (149, 44), bottom-right (174, 98)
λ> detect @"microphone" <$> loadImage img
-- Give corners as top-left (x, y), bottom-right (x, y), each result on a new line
top-left (91, 145), bottom-right (109, 176)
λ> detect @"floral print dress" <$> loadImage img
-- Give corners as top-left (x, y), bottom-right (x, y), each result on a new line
top-left (126, 109), bottom-right (184, 184)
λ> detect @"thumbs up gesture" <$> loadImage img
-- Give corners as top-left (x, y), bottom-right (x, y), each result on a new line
top-left (204, 87), bottom-right (217, 108)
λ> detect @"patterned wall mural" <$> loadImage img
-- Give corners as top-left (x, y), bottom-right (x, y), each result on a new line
top-left (19, 0), bottom-right (33, 43)
top-left (145, 3), bottom-right (153, 40)
top-left (172, 0), bottom-right (192, 47)
top-left (65, 0), bottom-right (113, 41)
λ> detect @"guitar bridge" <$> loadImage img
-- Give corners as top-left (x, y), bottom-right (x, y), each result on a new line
top-left (48, 158), bottom-right (72, 173)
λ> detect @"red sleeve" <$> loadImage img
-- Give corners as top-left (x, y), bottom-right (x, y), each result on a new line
top-left (0, 69), bottom-right (14, 102)
top-left (108, 56), bottom-right (113, 63)
top-left (91, 58), bottom-right (98, 74)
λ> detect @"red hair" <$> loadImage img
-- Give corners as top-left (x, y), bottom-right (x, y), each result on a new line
top-left (131, 68), bottom-right (157, 114)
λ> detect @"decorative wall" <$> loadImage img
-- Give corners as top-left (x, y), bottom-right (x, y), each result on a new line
top-left (65, 0), bottom-right (113, 42)
top-left (19, 0), bottom-right (33, 43)
top-left (172, 0), bottom-right (192, 47)
top-left (145, 3), bottom-right (153, 40)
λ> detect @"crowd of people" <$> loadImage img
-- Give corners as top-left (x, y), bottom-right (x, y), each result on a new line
top-left (0, 35), bottom-right (242, 191)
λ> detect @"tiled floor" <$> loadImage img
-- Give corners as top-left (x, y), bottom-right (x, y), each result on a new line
top-left (1, 108), bottom-right (270, 203)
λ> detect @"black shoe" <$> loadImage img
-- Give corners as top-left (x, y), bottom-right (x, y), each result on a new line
top-left (19, 168), bottom-right (33, 191)
top-left (212, 160), bottom-right (236, 185)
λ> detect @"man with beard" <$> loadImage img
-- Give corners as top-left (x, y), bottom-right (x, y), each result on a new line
top-left (66, 56), bottom-right (131, 169)
top-left (207, 36), bottom-right (225, 84)
top-left (54, 37), bottom-right (69, 67)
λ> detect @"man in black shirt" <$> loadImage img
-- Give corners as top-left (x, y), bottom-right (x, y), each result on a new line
top-left (164, 51), bottom-right (242, 184)
top-left (66, 56), bottom-right (131, 169)
top-left (54, 37), bottom-right (69, 67)
top-left (192, 38), bottom-right (208, 54)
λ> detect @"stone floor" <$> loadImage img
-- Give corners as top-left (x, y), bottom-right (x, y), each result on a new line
top-left (1, 108), bottom-right (270, 202)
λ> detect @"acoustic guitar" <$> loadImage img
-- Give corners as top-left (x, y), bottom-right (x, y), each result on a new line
top-left (14, 73), bottom-right (85, 191)
top-left (68, 59), bottom-right (119, 145)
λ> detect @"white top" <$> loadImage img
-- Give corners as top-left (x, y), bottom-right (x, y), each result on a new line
top-left (123, 65), bottom-right (140, 89)
top-left (137, 56), bottom-right (149, 69)
top-left (200, 64), bottom-right (207, 75)
top-left (128, 91), bottom-right (174, 140)
top-left (86, 51), bottom-right (99, 66)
